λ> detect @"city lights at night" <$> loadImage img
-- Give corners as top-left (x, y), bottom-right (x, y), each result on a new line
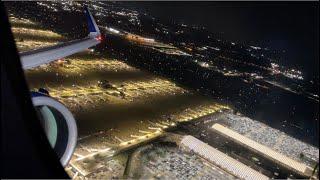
top-left (2, 1), bottom-right (319, 179)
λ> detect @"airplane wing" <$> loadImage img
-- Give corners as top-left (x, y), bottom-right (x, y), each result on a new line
top-left (20, 7), bottom-right (102, 70)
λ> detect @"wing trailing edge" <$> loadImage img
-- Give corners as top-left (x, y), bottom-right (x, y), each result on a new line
top-left (19, 7), bottom-right (101, 70)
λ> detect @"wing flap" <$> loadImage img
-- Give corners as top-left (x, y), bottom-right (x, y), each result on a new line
top-left (20, 37), bottom-right (99, 69)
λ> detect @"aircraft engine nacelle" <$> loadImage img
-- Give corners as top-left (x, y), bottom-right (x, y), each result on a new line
top-left (31, 90), bottom-right (77, 167)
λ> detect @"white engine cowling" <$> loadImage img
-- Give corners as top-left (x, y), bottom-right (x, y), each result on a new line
top-left (31, 91), bottom-right (77, 167)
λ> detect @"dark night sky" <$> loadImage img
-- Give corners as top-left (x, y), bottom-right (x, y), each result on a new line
top-left (128, 2), bottom-right (319, 80)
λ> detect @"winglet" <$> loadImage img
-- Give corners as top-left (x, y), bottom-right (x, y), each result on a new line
top-left (85, 6), bottom-right (100, 37)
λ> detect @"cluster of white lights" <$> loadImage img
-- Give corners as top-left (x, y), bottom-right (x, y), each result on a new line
top-left (107, 27), bottom-right (120, 34)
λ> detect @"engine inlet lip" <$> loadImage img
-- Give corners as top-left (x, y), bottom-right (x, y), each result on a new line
top-left (32, 95), bottom-right (77, 167)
